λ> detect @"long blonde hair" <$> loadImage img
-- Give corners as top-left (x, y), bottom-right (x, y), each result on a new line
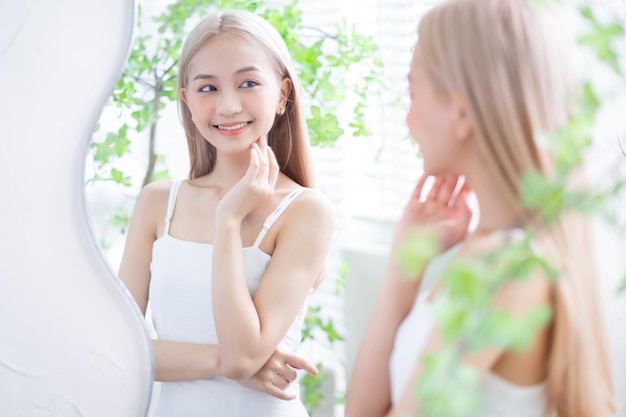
top-left (177, 10), bottom-right (314, 187)
top-left (418, 0), bottom-right (615, 415)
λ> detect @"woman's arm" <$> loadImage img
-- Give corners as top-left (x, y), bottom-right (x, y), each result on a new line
top-left (208, 137), bottom-right (335, 379)
top-left (154, 339), bottom-right (321, 387)
top-left (213, 187), bottom-right (335, 379)
top-left (153, 340), bottom-right (221, 381)
top-left (117, 181), bottom-right (165, 318)
top-left (346, 175), bottom-right (473, 417)
top-left (345, 257), bottom-right (427, 417)
top-left (117, 181), bottom-right (223, 381)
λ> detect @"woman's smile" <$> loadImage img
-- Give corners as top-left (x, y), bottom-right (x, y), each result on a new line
top-left (214, 121), bottom-right (252, 136)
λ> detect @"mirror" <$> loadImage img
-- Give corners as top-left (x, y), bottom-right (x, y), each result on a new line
top-left (0, 1), bottom-right (153, 416)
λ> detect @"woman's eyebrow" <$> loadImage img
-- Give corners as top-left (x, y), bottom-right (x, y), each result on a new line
top-left (192, 65), bottom-right (261, 81)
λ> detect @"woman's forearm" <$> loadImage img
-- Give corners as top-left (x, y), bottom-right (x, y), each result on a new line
top-left (346, 255), bottom-right (425, 417)
top-left (212, 220), bottom-right (267, 379)
top-left (153, 340), bottom-right (221, 382)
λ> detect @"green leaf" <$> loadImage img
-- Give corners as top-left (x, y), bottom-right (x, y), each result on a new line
top-left (396, 232), bottom-right (439, 279)
top-left (577, 5), bottom-right (625, 75)
top-left (520, 171), bottom-right (566, 223)
top-left (417, 352), bottom-right (484, 417)
top-left (110, 207), bottom-right (130, 235)
top-left (110, 168), bottom-right (125, 183)
top-left (300, 363), bottom-right (328, 413)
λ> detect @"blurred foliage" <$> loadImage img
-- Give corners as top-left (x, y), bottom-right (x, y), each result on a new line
top-left (301, 363), bottom-right (329, 415)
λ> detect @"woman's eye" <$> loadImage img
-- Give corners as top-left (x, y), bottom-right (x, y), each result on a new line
top-left (199, 85), bottom-right (217, 92)
top-left (240, 80), bottom-right (259, 88)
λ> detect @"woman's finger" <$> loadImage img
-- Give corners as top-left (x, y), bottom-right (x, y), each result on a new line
top-left (255, 136), bottom-right (270, 184)
top-left (425, 175), bottom-right (445, 203)
top-left (245, 143), bottom-right (261, 182)
top-left (452, 180), bottom-right (473, 223)
top-left (281, 365), bottom-right (298, 383)
top-left (435, 175), bottom-right (459, 205)
top-left (267, 384), bottom-right (295, 400)
top-left (273, 373), bottom-right (290, 389)
top-left (452, 178), bottom-right (470, 203)
top-left (411, 174), bottom-right (429, 202)
top-left (280, 350), bottom-right (318, 376)
top-left (267, 144), bottom-right (280, 189)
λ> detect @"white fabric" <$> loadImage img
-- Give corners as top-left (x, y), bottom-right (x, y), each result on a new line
top-left (149, 180), bottom-right (309, 417)
top-left (389, 244), bottom-right (548, 417)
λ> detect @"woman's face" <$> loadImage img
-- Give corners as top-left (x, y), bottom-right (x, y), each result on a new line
top-left (181, 35), bottom-right (290, 156)
top-left (406, 45), bottom-right (458, 175)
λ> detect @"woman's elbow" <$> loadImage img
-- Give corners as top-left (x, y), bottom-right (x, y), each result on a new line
top-left (220, 356), bottom-right (259, 380)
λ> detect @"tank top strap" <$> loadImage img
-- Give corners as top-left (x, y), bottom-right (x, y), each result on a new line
top-left (253, 188), bottom-right (307, 248)
top-left (164, 179), bottom-right (184, 233)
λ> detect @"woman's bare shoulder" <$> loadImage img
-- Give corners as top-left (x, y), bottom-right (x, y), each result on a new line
top-left (267, 185), bottom-right (336, 246)
top-left (131, 179), bottom-right (175, 224)
top-left (136, 179), bottom-right (173, 203)
top-left (459, 231), bottom-right (552, 313)
top-left (289, 187), bottom-right (335, 222)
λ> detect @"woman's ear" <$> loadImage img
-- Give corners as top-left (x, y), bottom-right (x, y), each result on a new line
top-left (277, 78), bottom-right (292, 115)
top-left (180, 88), bottom-right (195, 122)
top-left (180, 88), bottom-right (189, 106)
top-left (452, 93), bottom-right (473, 143)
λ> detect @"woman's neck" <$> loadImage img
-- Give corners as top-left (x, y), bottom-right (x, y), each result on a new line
top-left (200, 151), bottom-right (251, 191)
top-left (464, 168), bottom-right (520, 236)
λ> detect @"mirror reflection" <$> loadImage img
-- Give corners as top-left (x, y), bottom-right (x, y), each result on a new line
top-left (85, 1), bottom-right (626, 417)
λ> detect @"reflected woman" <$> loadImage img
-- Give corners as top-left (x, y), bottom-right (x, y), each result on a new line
top-left (346, 1), bottom-right (615, 416)
top-left (118, 10), bottom-right (334, 417)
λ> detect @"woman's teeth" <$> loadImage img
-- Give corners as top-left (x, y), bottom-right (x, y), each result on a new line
top-left (217, 122), bottom-right (248, 131)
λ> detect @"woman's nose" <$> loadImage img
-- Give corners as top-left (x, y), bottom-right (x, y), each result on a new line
top-left (217, 90), bottom-right (242, 116)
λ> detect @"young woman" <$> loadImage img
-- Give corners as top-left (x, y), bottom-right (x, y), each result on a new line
top-left (346, 1), bottom-right (615, 416)
top-left (118, 10), bottom-right (335, 417)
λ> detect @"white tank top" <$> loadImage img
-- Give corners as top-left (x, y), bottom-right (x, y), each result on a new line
top-left (389, 244), bottom-right (548, 417)
top-left (149, 180), bottom-right (309, 417)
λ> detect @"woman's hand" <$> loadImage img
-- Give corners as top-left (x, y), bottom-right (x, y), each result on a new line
top-left (393, 174), bottom-right (472, 254)
top-left (236, 348), bottom-right (318, 400)
top-left (347, 175), bottom-right (472, 417)
top-left (216, 135), bottom-right (279, 222)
